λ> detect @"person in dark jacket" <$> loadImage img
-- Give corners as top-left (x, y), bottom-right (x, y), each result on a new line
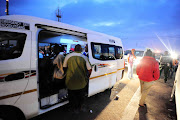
top-left (136, 49), bottom-right (160, 107)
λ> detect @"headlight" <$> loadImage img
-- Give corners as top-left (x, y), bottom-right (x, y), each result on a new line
top-left (171, 52), bottom-right (178, 59)
top-left (134, 60), bottom-right (140, 65)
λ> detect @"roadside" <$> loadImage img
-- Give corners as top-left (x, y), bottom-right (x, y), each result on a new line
top-left (31, 68), bottom-right (177, 120)
top-left (134, 69), bottom-right (177, 120)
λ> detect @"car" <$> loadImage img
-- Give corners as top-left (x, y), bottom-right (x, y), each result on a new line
top-left (160, 56), bottom-right (172, 64)
top-left (154, 53), bottom-right (163, 63)
top-left (124, 49), bottom-right (144, 67)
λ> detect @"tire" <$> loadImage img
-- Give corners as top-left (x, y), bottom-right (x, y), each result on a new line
top-left (0, 106), bottom-right (25, 120)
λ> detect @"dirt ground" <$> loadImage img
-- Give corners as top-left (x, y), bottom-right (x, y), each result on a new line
top-left (31, 68), bottom-right (177, 120)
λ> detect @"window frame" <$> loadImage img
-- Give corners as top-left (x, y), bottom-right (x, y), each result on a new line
top-left (115, 46), bottom-right (123, 59)
top-left (91, 42), bottom-right (123, 61)
top-left (0, 30), bottom-right (27, 61)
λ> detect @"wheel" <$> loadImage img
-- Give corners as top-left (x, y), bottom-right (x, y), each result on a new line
top-left (0, 106), bottom-right (25, 120)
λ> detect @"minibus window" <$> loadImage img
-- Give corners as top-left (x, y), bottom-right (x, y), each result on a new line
top-left (93, 44), bottom-right (101, 59)
top-left (109, 46), bottom-right (115, 59)
top-left (91, 42), bottom-right (116, 60)
top-left (115, 46), bottom-right (123, 59)
top-left (0, 31), bottom-right (26, 60)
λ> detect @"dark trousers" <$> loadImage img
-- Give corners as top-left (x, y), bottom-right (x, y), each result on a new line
top-left (170, 66), bottom-right (175, 78)
top-left (68, 87), bottom-right (87, 109)
top-left (164, 65), bottom-right (170, 82)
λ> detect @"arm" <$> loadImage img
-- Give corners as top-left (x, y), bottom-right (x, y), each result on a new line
top-left (63, 55), bottom-right (68, 74)
top-left (63, 67), bottom-right (67, 74)
top-left (136, 63), bottom-right (140, 75)
top-left (85, 57), bottom-right (92, 78)
top-left (127, 54), bottom-right (130, 63)
top-left (88, 69), bottom-right (92, 78)
top-left (153, 61), bottom-right (160, 80)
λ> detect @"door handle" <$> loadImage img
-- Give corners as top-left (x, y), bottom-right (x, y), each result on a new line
top-left (94, 65), bottom-right (97, 72)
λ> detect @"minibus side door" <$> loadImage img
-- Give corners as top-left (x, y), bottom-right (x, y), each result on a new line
top-left (87, 34), bottom-right (117, 96)
top-left (115, 46), bottom-right (124, 81)
top-left (0, 28), bottom-right (38, 118)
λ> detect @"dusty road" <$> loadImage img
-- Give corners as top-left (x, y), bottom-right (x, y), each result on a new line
top-left (31, 68), bottom-right (177, 120)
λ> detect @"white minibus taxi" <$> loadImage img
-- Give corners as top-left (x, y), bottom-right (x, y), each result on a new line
top-left (0, 15), bottom-right (124, 119)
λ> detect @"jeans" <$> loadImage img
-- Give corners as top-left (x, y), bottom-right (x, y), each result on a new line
top-left (127, 64), bottom-right (133, 79)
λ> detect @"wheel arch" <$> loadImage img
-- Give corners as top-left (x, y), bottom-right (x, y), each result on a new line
top-left (0, 105), bottom-right (26, 120)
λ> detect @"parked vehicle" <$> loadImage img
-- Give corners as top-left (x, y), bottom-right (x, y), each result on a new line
top-left (160, 55), bottom-right (173, 68)
top-left (0, 15), bottom-right (124, 119)
top-left (124, 49), bottom-right (144, 67)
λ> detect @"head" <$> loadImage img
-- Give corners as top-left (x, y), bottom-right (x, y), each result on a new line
top-left (164, 51), bottom-right (169, 56)
top-left (74, 44), bottom-right (82, 52)
top-left (53, 44), bottom-right (64, 55)
top-left (131, 49), bottom-right (135, 55)
top-left (144, 49), bottom-right (153, 57)
top-left (85, 44), bottom-right (88, 52)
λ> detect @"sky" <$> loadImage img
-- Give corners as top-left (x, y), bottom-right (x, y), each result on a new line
top-left (0, 0), bottom-right (180, 54)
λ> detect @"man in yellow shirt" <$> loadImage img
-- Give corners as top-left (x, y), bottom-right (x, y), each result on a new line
top-left (63, 44), bottom-right (92, 113)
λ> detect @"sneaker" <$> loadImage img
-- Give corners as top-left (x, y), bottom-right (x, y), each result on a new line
top-left (164, 79), bottom-right (167, 83)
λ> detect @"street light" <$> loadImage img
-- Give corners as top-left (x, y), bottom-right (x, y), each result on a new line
top-left (5, 0), bottom-right (9, 15)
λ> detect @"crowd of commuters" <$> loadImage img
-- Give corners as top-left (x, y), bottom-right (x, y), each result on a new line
top-left (126, 48), bottom-right (179, 108)
top-left (159, 51), bottom-right (179, 83)
top-left (49, 44), bottom-right (179, 113)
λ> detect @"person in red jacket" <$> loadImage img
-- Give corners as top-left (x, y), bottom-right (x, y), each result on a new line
top-left (136, 49), bottom-right (160, 107)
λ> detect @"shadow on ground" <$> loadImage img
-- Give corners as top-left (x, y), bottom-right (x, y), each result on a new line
top-left (31, 81), bottom-right (127, 120)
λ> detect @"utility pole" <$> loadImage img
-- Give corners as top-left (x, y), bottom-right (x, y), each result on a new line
top-left (56, 7), bottom-right (62, 22)
top-left (5, 0), bottom-right (9, 15)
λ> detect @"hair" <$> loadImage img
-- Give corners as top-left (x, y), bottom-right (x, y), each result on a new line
top-left (74, 44), bottom-right (82, 52)
top-left (53, 44), bottom-right (64, 55)
top-left (144, 49), bottom-right (152, 57)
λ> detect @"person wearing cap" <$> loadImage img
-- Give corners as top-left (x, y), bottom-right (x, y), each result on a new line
top-left (136, 49), bottom-right (160, 107)
top-left (127, 49), bottom-right (136, 80)
top-left (63, 44), bottom-right (92, 113)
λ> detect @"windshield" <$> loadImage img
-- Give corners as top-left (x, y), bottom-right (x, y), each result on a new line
top-left (124, 50), bottom-right (131, 55)
top-left (134, 51), bottom-right (144, 57)
top-left (124, 50), bottom-right (144, 57)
